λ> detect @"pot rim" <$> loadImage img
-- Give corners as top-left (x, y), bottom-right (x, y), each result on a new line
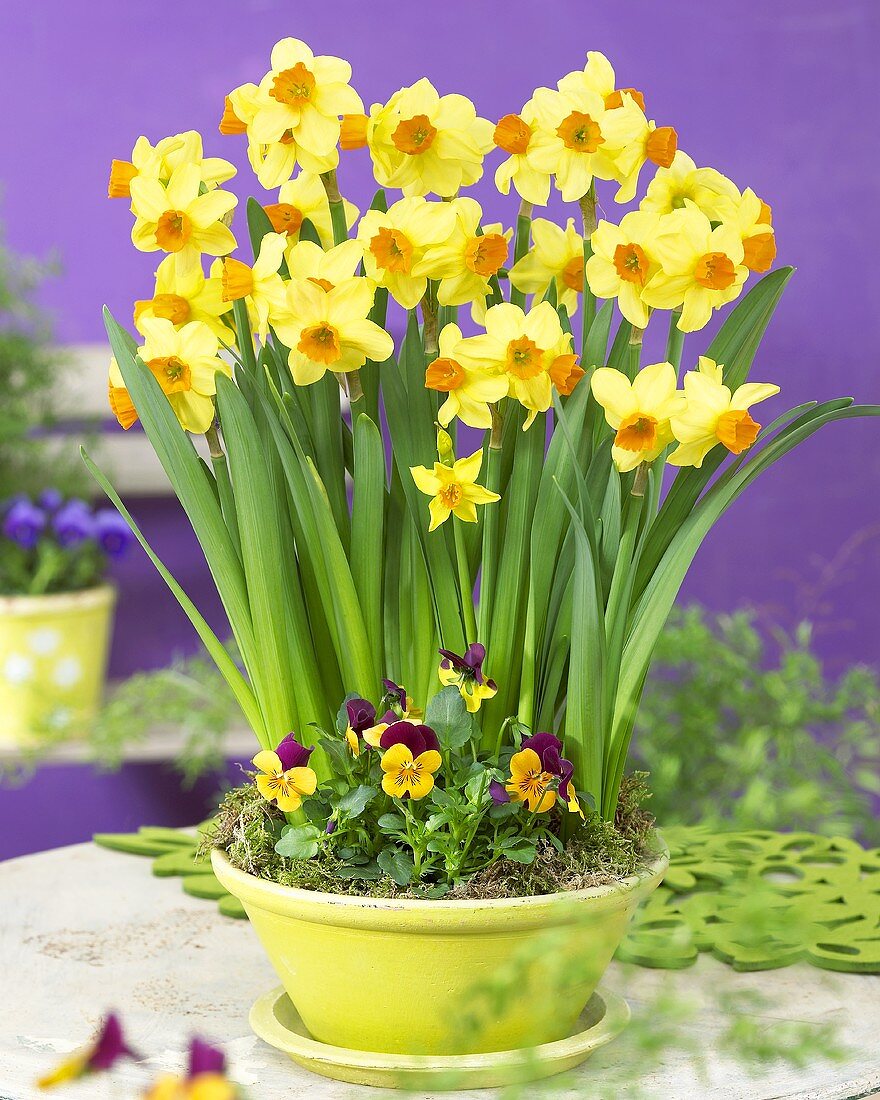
top-left (211, 833), bottom-right (668, 919)
top-left (0, 584), bottom-right (116, 616)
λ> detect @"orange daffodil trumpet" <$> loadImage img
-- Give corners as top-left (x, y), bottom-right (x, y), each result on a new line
top-left (266, 171), bottom-right (360, 249)
top-left (410, 450), bottom-right (500, 531)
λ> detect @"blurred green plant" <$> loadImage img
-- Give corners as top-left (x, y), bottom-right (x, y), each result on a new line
top-left (633, 605), bottom-right (880, 843)
top-left (0, 227), bottom-right (89, 500)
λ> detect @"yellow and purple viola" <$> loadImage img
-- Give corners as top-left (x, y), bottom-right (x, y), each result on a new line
top-left (38, 1014), bottom-right (138, 1090)
top-left (438, 643), bottom-right (498, 713)
top-left (379, 720), bottom-right (442, 801)
top-left (146, 1036), bottom-right (238, 1099)
top-left (252, 733), bottom-right (318, 812)
top-left (493, 732), bottom-right (583, 816)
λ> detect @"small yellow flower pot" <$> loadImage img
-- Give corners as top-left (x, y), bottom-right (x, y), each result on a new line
top-left (212, 843), bottom-right (667, 1085)
top-left (0, 586), bottom-right (116, 746)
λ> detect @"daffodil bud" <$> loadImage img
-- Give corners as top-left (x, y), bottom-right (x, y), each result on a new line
top-left (436, 425), bottom-right (454, 461)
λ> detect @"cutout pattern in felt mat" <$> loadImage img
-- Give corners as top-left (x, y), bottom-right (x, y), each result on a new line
top-left (92, 825), bottom-right (880, 973)
top-left (618, 827), bottom-right (880, 973)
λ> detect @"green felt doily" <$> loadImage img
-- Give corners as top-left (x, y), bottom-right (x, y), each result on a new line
top-left (92, 825), bottom-right (880, 973)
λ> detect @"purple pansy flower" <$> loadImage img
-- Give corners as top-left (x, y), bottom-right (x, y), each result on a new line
top-left (438, 643), bottom-right (494, 686)
top-left (37, 488), bottom-right (64, 512)
top-left (2, 499), bottom-right (46, 549)
top-left (188, 1036), bottom-right (226, 1076)
top-left (379, 720), bottom-right (440, 756)
top-left (39, 1013), bottom-right (139, 1087)
top-left (521, 732), bottom-right (578, 807)
top-left (274, 732), bottom-right (314, 770)
top-left (381, 677), bottom-right (408, 711)
top-left (346, 696), bottom-right (376, 734)
top-left (94, 509), bottom-right (134, 558)
top-left (489, 779), bottom-right (511, 805)
top-left (53, 500), bottom-right (95, 547)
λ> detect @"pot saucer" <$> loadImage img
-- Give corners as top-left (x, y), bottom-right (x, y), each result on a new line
top-left (249, 984), bottom-right (629, 1090)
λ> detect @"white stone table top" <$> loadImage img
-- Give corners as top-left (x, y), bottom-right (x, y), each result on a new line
top-left (1, 843), bottom-right (879, 1100)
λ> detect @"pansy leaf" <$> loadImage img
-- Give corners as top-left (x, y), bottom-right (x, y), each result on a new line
top-left (425, 686), bottom-right (475, 751)
top-left (377, 813), bottom-right (406, 832)
top-left (275, 824), bottom-right (321, 861)
top-left (337, 862), bottom-right (383, 881)
top-left (502, 841), bottom-right (538, 864)
top-left (335, 785), bottom-right (377, 820)
top-left (318, 736), bottom-right (351, 774)
top-left (378, 847), bottom-right (415, 887)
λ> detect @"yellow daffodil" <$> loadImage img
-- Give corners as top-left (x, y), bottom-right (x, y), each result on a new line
top-left (527, 79), bottom-right (644, 202)
top-left (730, 188), bottom-right (777, 274)
top-left (284, 238), bottom-right (364, 292)
top-left (357, 196), bottom-right (457, 309)
top-left (492, 95), bottom-right (558, 206)
top-left (136, 317), bottom-right (233, 434)
top-left (594, 112), bottom-right (678, 204)
top-left (380, 743), bottom-right (442, 800)
top-left (224, 79), bottom-right (322, 189)
top-left (642, 206), bottom-right (748, 332)
top-left (509, 217), bottom-right (585, 318)
top-left (108, 358), bottom-right (139, 430)
top-left (220, 233), bottom-right (287, 341)
top-left (246, 39), bottom-right (363, 171)
top-left (585, 210), bottom-right (664, 328)
top-left (133, 256), bottom-right (231, 342)
top-left (108, 131), bottom-right (235, 199)
top-left (455, 302), bottom-right (578, 428)
top-left (130, 164), bottom-right (237, 269)
top-left (271, 277), bottom-right (393, 385)
top-left (591, 361), bottom-right (686, 472)
top-left (426, 323), bottom-right (508, 430)
top-left (505, 748), bottom-right (556, 812)
top-left (363, 78), bottom-right (494, 198)
top-left (668, 357), bottom-right (779, 468)
top-left (252, 748), bottom-right (317, 813)
top-left (265, 171), bottom-right (359, 250)
top-left (640, 150), bottom-right (739, 221)
top-left (570, 50), bottom-right (646, 110)
top-left (416, 197), bottom-right (510, 308)
top-left (410, 450), bottom-right (500, 531)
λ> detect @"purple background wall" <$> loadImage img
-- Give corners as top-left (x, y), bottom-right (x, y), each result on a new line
top-left (1, 0), bottom-right (879, 681)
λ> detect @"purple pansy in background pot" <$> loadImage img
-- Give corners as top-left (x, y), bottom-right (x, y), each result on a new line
top-left (188, 1036), bottom-right (227, 1075)
top-left (145, 1036), bottom-right (237, 1098)
top-left (438, 642), bottom-right (498, 713)
top-left (2, 498), bottom-right (46, 549)
top-left (94, 508), bottom-right (134, 558)
top-left (53, 499), bottom-right (94, 547)
top-left (36, 488), bottom-right (64, 512)
top-left (38, 1012), bottom-right (138, 1088)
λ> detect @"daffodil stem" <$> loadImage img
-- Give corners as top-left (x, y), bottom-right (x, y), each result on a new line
top-left (579, 183), bottom-right (597, 345)
top-left (665, 308), bottom-right (685, 373)
top-left (478, 406), bottom-right (504, 642)
top-left (454, 518), bottom-right (478, 645)
top-left (421, 292), bottom-right (439, 359)
top-left (509, 200), bottom-right (532, 309)
top-left (232, 299), bottom-right (258, 376)
top-left (627, 323), bottom-right (644, 381)
top-left (320, 169), bottom-right (349, 247)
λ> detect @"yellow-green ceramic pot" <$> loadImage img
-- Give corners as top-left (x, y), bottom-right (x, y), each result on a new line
top-left (0, 586), bottom-right (115, 746)
top-left (212, 843), bottom-right (667, 1061)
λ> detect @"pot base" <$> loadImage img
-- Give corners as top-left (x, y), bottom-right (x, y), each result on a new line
top-left (249, 984), bottom-right (629, 1090)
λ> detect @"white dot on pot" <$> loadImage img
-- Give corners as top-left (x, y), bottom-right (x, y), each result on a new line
top-left (53, 657), bottom-right (83, 689)
top-left (27, 628), bottom-right (62, 655)
top-left (3, 654), bottom-right (35, 685)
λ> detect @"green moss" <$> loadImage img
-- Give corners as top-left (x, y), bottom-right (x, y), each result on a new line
top-left (202, 774), bottom-right (657, 900)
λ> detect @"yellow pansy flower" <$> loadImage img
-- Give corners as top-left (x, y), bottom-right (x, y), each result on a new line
top-left (410, 450), bottom-right (500, 531)
top-left (363, 78), bottom-right (494, 198)
top-left (527, 79), bottom-right (644, 202)
top-left (264, 171), bottom-right (359, 250)
top-left (640, 150), bottom-right (739, 220)
top-left (136, 317), bottom-right (233, 435)
top-left (271, 277), bottom-right (393, 386)
top-left (585, 210), bottom-right (664, 329)
top-left (492, 95), bottom-right (558, 206)
top-left (130, 164), bottom-right (237, 269)
top-left (668, 357), bottom-right (780, 468)
top-left (426, 323), bottom-right (508, 430)
top-left (285, 238), bottom-right (364, 291)
top-left (146, 1073), bottom-right (236, 1100)
top-left (380, 742), bottom-right (442, 801)
top-left (505, 748), bottom-right (556, 812)
top-left (591, 361), bottom-right (686, 472)
top-left (642, 206), bottom-right (748, 332)
top-left (220, 232), bottom-right (287, 341)
top-left (730, 188), bottom-right (777, 274)
top-left (357, 196), bottom-right (457, 309)
top-left (509, 217), bottom-right (585, 318)
top-left (416, 197), bottom-right (510, 308)
top-left (455, 302), bottom-right (577, 428)
top-left (247, 38), bottom-right (363, 168)
top-left (252, 748), bottom-right (318, 813)
top-left (133, 255), bottom-right (231, 342)
top-left (108, 130), bottom-right (235, 199)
